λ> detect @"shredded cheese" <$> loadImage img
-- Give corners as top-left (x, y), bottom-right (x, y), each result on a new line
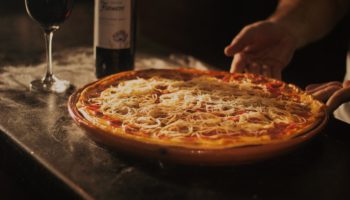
top-left (83, 75), bottom-right (311, 140)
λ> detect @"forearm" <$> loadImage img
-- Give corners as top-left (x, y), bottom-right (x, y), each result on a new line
top-left (268, 0), bottom-right (349, 48)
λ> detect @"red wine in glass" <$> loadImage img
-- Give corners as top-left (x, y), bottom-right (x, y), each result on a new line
top-left (25, 0), bottom-right (74, 93)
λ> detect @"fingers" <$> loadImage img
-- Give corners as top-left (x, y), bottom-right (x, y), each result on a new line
top-left (306, 81), bottom-right (343, 95)
top-left (305, 83), bottom-right (323, 91)
top-left (224, 38), bottom-right (245, 57)
top-left (306, 82), bottom-right (342, 102)
top-left (310, 85), bottom-right (342, 102)
top-left (250, 65), bottom-right (275, 79)
top-left (305, 81), bottom-right (346, 113)
top-left (343, 80), bottom-right (350, 87)
top-left (224, 45), bottom-right (237, 57)
top-left (225, 26), bottom-right (255, 57)
top-left (305, 80), bottom-right (350, 113)
top-left (230, 54), bottom-right (282, 80)
top-left (230, 53), bottom-right (248, 73)
top-left (247, 63), bottom-right (261, 74)
top-left (326, 86), bottom-right (350, 113)
top-left (224, 37), bottom-right (245, 57)
top-left (230, 53), bottom-right (261, 74)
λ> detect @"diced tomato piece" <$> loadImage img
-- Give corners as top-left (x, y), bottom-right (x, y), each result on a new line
top-left (226, 116), bottom-right (240, 122)
top-left (87, 104), bottom-right (100, 111)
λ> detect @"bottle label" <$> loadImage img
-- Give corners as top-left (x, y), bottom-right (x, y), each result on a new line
top-left (95, 0), bottom-right (131, 49)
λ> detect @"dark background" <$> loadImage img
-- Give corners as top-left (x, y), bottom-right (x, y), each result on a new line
top-left (137, 0), bottom-right (349, 87)
top-left (0, 0), bottom-right (349, 199)
top-left (2, 0), bottom-right (349, 85)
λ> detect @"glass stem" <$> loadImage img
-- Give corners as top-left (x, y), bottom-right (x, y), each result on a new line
top-left (43, 30), bottom-right (54, 82)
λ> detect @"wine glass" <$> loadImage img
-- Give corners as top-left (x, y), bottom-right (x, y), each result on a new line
top-left (25, 0), bottom-right (74, 93)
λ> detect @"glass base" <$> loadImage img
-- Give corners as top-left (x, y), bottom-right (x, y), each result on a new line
top-left (30, 76), bottom-right (72, 93)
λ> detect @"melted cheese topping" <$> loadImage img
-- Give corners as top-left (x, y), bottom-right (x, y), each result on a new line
top-left (81, 76), bottom-right (314, 141)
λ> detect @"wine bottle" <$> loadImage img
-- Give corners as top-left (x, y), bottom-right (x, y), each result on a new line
top-left (94, 0), bottom-right (135, 78)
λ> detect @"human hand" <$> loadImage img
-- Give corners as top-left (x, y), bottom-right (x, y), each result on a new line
top-left (224, 20), bottom-right (298, 80)
top-left (306, 80), bottom-right (350, 113)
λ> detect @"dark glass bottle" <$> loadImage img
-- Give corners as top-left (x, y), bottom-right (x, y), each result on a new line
top-left (94, 0), bottom-right (136, 78)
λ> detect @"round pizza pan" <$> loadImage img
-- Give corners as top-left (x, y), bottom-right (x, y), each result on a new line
top-left (68, 84), bottom-right (328, 166)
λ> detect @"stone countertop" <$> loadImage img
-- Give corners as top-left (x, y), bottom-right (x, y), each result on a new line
top-left (0, 46), bottom-right (212, 199)
top-left (1, 1), bottom-right (350, 200)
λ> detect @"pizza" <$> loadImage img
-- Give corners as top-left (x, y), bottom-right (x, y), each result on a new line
top-left (74, 68), bottom-right (325, 149)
